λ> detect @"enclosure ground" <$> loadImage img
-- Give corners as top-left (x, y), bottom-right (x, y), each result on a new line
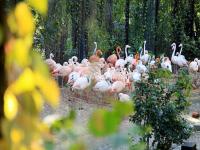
top-left (41, 88), bottom-right (200, 150)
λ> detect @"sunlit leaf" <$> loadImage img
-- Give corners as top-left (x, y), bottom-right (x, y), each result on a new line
top-left (13, 38), bottom-right (30, 67)
top-left (10, 68), bottom-right (35, 94)
top-left (35, 72), bottom-right (60, 107)
top-left (113, 101), bottom-right (134, 117)
top-left (32, 52), bottom-right (49, 77)
top-left (14, 2), bottom-right (35, 36)
top-left (4, 90), bottom-right (18, 120)
top-left (10, 128), bottom-right (24, 144)
top-left (7, 12), bottom-right (18, 34)
top-left (30, 140), bottom-right (44, 150)
top-left (88, 109), bottom-right (120, 137)
top-left (27, 0), bottom-right (48, 15)
top-left (32, 90), bottom-right (43, 112)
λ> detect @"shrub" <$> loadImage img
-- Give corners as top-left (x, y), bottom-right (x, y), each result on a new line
top-left (130, 69), bottom-right (193, 150)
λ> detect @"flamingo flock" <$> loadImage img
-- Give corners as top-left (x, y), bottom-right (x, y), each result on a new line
top-left (45, 42), bottom-right (200, 101)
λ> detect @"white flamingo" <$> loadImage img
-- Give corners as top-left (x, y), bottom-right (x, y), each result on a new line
top-left (118, 93), bottom-right (131, 102)
top-left (72, 76), bottom-right (91, 90)
top-left (171, 43), bottom-right (179, 73)
top-left (161, 57), bottom-right (172, 72)
top-left (140, 41), bottom-right (150, 65)
top-left (68, 71), bottom-right (81, 85)
top-left (131, 69), bottom-right (141, 82)
top-left (189, 58), bottom-right (199, 73)
top-left (111, 81), bottom-right (125, 93)
top-left (45, 53), bottom-right (57, 71)
top-left (176, 44), bottom-right (188, 67)
top-left (93, 79), bottom-right (112, 92)
top-left (124, 45), bottom-right (133, 64)
top-left (136, 60), bottom-right (148, 74)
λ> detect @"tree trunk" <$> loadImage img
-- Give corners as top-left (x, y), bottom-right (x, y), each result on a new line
top-left (172, 0), bottom-right (182, 43)
top-left (105, 0), bottom-right (113, 35)
top-left (154, 0), bottom-right (160, 56)
top-left (185, 0), bottom-right (195, 38)
top-left (70, 0), bottom-right (79, 52)
top-left (0, 0), bottom-right (7, 139)
top-left (125, 0), bottom-right (130, 46)
top-left (145, 0), bottom-right (156, 52)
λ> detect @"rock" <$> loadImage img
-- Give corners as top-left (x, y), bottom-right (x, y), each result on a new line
top-left (181, 142), bottom-right (196, 150)
top-left (192, 112), bottom-right (200, 119)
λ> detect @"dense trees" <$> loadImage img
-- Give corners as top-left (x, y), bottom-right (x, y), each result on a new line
top-left (5, 0), bottom-right (199, 61)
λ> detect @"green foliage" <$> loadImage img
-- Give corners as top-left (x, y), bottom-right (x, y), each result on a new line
top-left (130, 69), bottom-right (193, 150)
top-left (88, 101), bottom-right (133, 137)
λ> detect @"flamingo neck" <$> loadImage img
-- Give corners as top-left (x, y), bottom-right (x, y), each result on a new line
top-left (125, 47), bottom-right (128, 58)
top-left (93, 44), bottom-right (97, 54)
top-left (172, 45), bottom-right (176, 58)
top-left (50, 54), bottom-right (53, 59)
top-left (180, 46), bottom-right (183, 55)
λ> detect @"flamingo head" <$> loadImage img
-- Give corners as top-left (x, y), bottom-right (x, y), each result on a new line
top-left (125, 45), bottom-right (131, 49)
top-left (63, 62), bottom-right (68, 66)
top-left (96, 50), bottom-right (103, 57)
top-left (171, 43), bottom-right (176, 49)
top-left (139, 47), bottom-right (143, 51)
top-left (176, 52), bottom-right (179, 56)
top-left (116, 46), bottom-right (122, 53)
top-left (194, 58), bottom-right (198, 62)
top-left (179, 43), bottom-right (183, 47)
top-left (144, 41), bottom-right (147, 44)
top-left (50, 53), bottom-right (54, 58)
top-left (94, 42), bottom-right (97, 46)
top-left (72, 56), bottom-right (78, 62)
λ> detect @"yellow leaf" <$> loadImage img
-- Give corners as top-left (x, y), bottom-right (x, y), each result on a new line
top-left (13, 39), bottom-right (30, 67)
top-left (7, 12), bottom-right (18, 34)
top-left (15, 2), bottom-right (35, 36)
top-left (27, 0), bottom-right (48, 15)
top-left (10, 128), bottom-right (24, 144)
top-left (10, 68), bottom-right (35, 94)
top-left (32, 90), bottom-right (43, 112)
top-left (35, 72), bottom-right (60, 107)
top-left (4, 90), bottom-right (18, 120)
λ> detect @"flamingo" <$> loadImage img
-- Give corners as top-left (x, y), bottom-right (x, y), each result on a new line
top-left (93, 79), bottom-right (112, 92)
top-left (52, 62), bottom-right (73, 87)
top-left (115, 47), bottom-right (126, 68)
top-left (72, 76), bottom-right (91, 90)
top-left (136, 60), bottom-right (148, 74)
top-left (124, 45), bottom-right (133, 64)
top-left (45, 53), bottom-right (57, 71)
top-left (111, 81), bottom-right (125, 93)
top-left (71, 56), bottom-right (79, 65)
top-left (176, 44), bottom-right (188, 67)
top-left (171, 43), bottom-right (179, 73)
top-left (89, 42), bottom-right (103, 63)
top-left (131, 69), bottom-right (141, 82)
top-left (68, 71), bottom-right (81, 86)
top-left (107, 46), bottom-right (121, 66)
top-left (81, 58), bottom-right (90, 67)
top-left (189, 58), bottom-right (199, 73)
top-left (161, 57), bottom-right (172, 72)
top-left (148, 55), bottom-right (156, 69)
top-left (140, 41), bottom-right (150, 65)
top-left (118, 93), bottom-right (131, 102)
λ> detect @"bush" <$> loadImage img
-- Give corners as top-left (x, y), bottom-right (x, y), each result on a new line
top-left (130, 69), bottom-right (193, 150)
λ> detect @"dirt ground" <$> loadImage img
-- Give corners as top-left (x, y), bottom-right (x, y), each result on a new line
top-left (41, 88), bottom-right (200, 150)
